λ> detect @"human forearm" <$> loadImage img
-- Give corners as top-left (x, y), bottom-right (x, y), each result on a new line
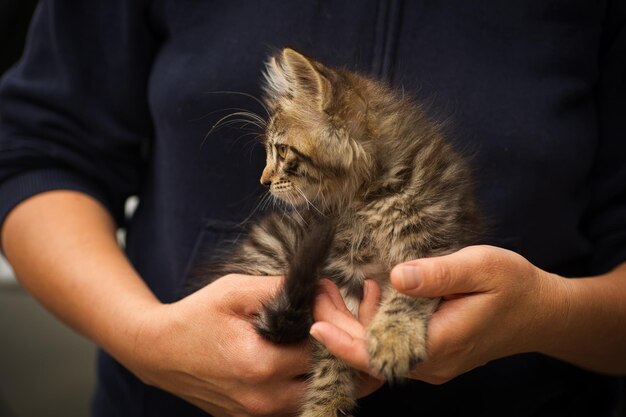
top-left (0, 190), bottom-right (160, 359)
top-left (541, 265), bottom-right (626, 374)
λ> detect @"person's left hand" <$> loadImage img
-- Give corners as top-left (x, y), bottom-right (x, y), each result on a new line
top-left (310, 245), bottom-right (569, 384)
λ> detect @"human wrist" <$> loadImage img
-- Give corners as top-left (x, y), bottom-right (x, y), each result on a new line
top-left (532, 268), bottom-right (626, 373)
top-left (527, 271), bottom-right (574, 357)
top-left (526, 270), bottom-right (572, 356)
top-left (103, 296), bottom-right (169, 362)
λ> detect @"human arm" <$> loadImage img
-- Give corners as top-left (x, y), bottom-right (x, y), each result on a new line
top-left (0, 3), bottom-right (308, 412)
top-left (1, 190), bottom-right (309, 417)
top-left (311, 3), bottom-right (626, 381)
top-left (311, 245), bottom-right (626, 384)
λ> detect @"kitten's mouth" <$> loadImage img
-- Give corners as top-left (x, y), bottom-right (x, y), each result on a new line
top-left (270, 179), bottom-right (293, 193)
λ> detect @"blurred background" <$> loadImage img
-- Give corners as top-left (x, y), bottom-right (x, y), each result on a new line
top-left (0, 257), bottom-right (95, 417)
top-left (1, 1), bottom-right (96, 416)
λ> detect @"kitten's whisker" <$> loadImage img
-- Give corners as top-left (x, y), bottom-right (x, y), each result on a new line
top-left (281, 192), bottom-right (306, 225)
top-left (239, 191), bottom-right (273, 227)
top-left (201, 116), bottom-right (264, 148)
top-left (277, 197), bottom-right (290, 221)
top-left (313, 183), bottom-right (329, 212)
top-left (290, 198), bottom-right (307, 225)
top-left (234, 132), bottom-right (264, 150)
top-left (294, 185), bottom-right (324, 217)
top-left (265, 193), bottom-right (278, 212)
top-left (208, 111), bottom-right (265, 133)
top-left (271, 194), bottom-right (282, 214)
top-left (222, 112), bottom-right (266, 128)
top-left (189, 107), bottom-right (265, 123)
top-left (263, 191), bottom-right (278, 211)
top-left (212, 116), bottom-right (265, 130)
top-left (216, 120), bottom-right (263, 132)
top-left (204, 90), bottom-right (270, 117)
top-left (206, 123), bottom-right (257, 138)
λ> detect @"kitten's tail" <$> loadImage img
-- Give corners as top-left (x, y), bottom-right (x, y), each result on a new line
top-left (254, 218), bottom-right (335, 344)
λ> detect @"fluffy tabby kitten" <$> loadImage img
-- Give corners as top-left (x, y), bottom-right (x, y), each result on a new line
top-left (198, 48), bottom-right (481, 417)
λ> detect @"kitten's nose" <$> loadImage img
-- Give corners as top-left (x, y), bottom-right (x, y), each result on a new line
top-left (260, 167), bottom-right (273, 187)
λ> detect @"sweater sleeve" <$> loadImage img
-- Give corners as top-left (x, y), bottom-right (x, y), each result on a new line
top-left (0, 0), bottom-right (156, 228)
top-left (585, 0), bottom-right (626, 275)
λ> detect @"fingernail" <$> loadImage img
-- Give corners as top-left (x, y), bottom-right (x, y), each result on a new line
top-left (309, 324), bottom-right (323, 342)
top-left (398, 265), bottom-right (421, 289)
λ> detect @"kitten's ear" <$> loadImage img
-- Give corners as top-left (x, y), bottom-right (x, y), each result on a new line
top-left (264, 48), bottom-right (332, 111)
top-left (281, 49), bottom-right (332, 108)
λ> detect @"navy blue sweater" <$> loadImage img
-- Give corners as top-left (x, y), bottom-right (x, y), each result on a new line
top-left (1, 1), bottom-right (625, 416)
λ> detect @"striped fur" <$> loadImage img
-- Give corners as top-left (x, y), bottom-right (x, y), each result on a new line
top-left (198, 48), bottom-right (481, 417)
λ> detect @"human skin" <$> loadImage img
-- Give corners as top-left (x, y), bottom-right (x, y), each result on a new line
top-left (0, 190), bottom-right (379, 417)
top-left (311, 246), bottom-right (626, 384)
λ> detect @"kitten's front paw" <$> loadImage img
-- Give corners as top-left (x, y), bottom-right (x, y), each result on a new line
top-left (366, 318), bottom-right (428, 381)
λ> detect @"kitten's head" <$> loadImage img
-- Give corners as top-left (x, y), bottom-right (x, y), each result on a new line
top-left (260, 48), bottom-right (379, 211)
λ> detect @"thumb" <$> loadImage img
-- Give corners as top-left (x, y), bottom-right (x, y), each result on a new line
top-left (390, 246), bottom-right (494, 297)
top-left (204, 273), bottom-right (285, 315)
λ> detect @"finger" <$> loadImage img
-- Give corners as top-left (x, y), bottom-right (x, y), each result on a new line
top-left (210, 274), bottom-right (285, 315)
top-left (358, 280), bottom-right (381, 326)
top-left (390, 246), bottom-right (497, 297)
top-left (230, 315), bottom-right (312, 378)
top-left (313, 292), bottom-right (366, 338)
top-left (309, 322), bottom-right (372, 374)
top-left (318, 279), bottom-right (351, 313)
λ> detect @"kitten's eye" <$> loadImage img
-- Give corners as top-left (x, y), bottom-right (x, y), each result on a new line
top-left (276, 144), bottom-right (288, 159)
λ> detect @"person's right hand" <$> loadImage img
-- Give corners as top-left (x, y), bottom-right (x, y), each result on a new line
top-left (1, 192), bottom-right (308, 416)
top-left (119, 274), bottom-right (309, 417)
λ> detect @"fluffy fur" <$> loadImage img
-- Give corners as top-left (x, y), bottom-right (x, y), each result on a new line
top-left (197, 48), bottom-right (481, 417)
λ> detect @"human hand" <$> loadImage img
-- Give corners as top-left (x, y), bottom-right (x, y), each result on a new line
top-left (119, 274), bottom-right (310, 417)
top-left (311, 279), bottom-right (386, 397)
top-left (0, 192), bottom-right (306, 415)
top-left (310, 246), bottom-right (569, 384)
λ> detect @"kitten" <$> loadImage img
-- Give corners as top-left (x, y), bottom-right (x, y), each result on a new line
top-left (198, 48), bottom-right (481, 417)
